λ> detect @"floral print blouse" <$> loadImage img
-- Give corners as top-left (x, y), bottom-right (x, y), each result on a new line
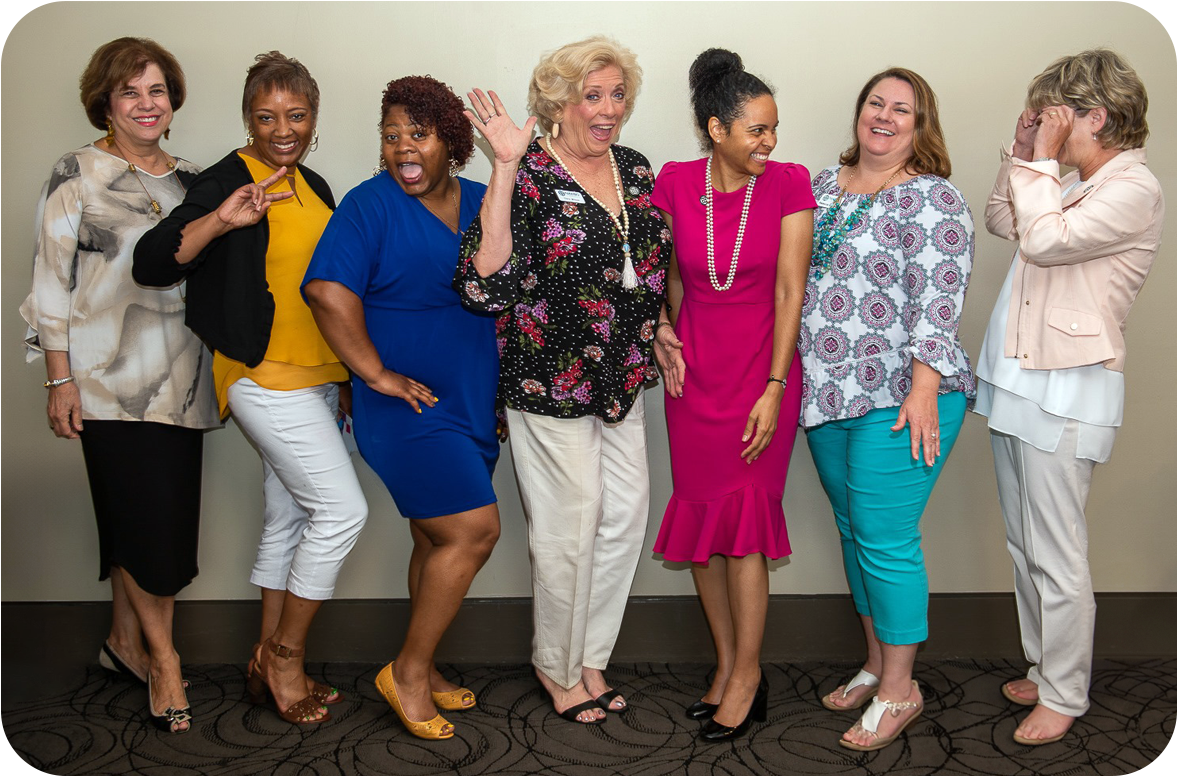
top-left (799, 166), bottom-right (977, 428)
top-left (455, 141), bottom-right (670, 421)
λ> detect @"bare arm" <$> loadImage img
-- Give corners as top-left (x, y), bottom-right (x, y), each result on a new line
top-left (44, 350), bottom-right (83, 439)
top-left (303, 279), bottom-right (435, 413)
top-left (740, 208), bottom-right (813, 463)
top-left (652, 209), bottom-right (686, 397)
top-left (465, 89), bottom-right (536, 277)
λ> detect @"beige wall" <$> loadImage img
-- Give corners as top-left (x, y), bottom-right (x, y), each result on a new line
top-left (3, 2), bottom-right (1175, 602)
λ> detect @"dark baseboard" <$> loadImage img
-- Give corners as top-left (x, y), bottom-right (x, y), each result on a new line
top-left (4, 593), bottom-right (1174, 668)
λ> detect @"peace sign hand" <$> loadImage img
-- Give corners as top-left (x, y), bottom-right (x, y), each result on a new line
top-left (215, 167), bottom-right (294, 230)
top-left (465, 89), bottom-right (537, 164)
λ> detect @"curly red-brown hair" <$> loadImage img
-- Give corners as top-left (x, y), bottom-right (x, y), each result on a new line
top-left (381, 75), bottom-right (474, 166)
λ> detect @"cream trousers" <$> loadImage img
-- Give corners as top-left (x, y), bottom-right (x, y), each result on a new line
top-left (992, 421), bottom-right (1101, 717)
top-left (507, 394), bottom-right (650, 690)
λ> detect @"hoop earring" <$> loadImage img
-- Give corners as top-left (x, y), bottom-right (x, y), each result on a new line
top-left (104, 120), bottom-right (115, 147)
top-left (551, 122), bottom-right (560, 140)
top-left (448, 158), bottom-right (460, 177)
top-left (310, 129), bottom-right (319, 153)
top-left (246, 129), bottom-right (254, 146)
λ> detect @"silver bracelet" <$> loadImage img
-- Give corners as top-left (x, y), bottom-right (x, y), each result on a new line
top-left (44, 375), bottom-right (75, 389)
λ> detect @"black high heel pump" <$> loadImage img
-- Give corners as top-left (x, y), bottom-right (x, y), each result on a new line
top-left (699, 668), bottom-right (768, 741)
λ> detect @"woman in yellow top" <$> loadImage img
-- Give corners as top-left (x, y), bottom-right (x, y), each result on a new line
top-left (135, 52), bottom-right (367, 726)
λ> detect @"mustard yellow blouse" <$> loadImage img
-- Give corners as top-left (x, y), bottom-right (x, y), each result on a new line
top-left (213, 153), bottom-right (347, 416)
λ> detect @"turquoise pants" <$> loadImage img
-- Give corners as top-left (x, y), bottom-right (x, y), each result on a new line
top-left (805, 392), bottom-right (966, 645)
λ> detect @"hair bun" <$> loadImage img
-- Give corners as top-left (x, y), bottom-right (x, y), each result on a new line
top-left (689, 48), bottom-right (744, 92)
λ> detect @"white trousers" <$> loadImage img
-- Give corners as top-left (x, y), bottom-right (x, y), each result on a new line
top-left (507, 394), bottom-right (650, 690)
top-left (228, 379), bottom-right (368, 601)
top-left (991, 421), bottom-right (1098, 717)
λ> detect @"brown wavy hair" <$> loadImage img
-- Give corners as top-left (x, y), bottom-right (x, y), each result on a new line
top-left (79, 37), bottom-right (186, 131)
top-left (839, 67), bottom-right (952, 179)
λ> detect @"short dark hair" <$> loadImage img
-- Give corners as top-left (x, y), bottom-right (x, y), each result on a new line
top-left (241, 51), bottom-right (320, 123)
top-left (381, 75), bottom-right (475, 167)
top-left (839, 67), bottom-right (952, 179)
top-left (79, 37), bottom-right (186, 131)
top-left (688, 48), bottom-right (774, 151)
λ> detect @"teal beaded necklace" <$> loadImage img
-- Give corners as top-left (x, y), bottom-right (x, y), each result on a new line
top-left (810, 166), bottom-right (901, 280)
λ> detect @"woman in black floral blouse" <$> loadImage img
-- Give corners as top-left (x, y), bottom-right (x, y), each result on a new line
top-left (455, 36), bottom-right (669, 725)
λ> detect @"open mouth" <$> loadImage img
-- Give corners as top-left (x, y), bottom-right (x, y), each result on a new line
top-left (589, 124), bottom-right (614, 142)
top-left (398, 163), bottom-right (424, 184)
top-left (133, 116), bottom-right (160, 127)
top-left (272, 140), bottom-right (298, 154)
top-left (751, 152), bottom-right (770, 162)
top-left (871, 128), bottom-right (895, 136)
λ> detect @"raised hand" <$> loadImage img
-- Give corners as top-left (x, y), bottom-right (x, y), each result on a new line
top-left (1032, 105), bottom-right (1075, 162)
top-left (215, 167), bottom-right (295, 230)
top-left (1013, 108), bottom-right (1040, 160)
top-left (367, 368), bottom-right (437, 414)
top-left (465, 89), bottom-right (537, 164)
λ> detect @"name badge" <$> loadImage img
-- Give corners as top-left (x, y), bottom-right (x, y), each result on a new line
top-left (816, 191), bottom-right (839, 208)
top-left (556, 189), bottom-right (586, 203)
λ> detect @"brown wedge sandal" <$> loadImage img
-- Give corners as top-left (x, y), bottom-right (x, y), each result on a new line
top-left (253, 639), bottom-right (331, 725)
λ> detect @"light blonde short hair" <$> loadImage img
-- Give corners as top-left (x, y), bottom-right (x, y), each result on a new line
top-left (528, 36), bottom-right (642, 134)
top-left (1025, 49), bottom-right (1148, 150)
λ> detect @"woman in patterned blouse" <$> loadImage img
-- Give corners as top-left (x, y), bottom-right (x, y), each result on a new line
top-left (455, 36), bottom-right (670, 724)
top-left (801, 68), bottom-right (975, 752)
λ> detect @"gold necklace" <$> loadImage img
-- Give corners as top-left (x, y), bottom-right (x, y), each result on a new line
top-left (109, 137), bottom-right (184, 216)
top-left (543, 136), bottom-right (637, 290)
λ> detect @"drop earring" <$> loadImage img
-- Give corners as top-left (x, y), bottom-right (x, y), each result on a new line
top-left (104, 120), bottom-right (115, 147)
top-left (551, 122), bottom-right (560, 140)
top-left (448, 158), bottom-right (460, 177)
top-left (164, 128), bottom-right (171, 141)
top-left (246, 129), bottom-right (254, 146)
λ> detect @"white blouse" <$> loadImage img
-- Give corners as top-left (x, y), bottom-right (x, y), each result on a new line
top-left (974, 179), bottom-right (1120, 462)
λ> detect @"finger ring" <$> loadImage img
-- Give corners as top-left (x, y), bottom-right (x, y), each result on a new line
top-left (1049, 111), bottom-right (1057, 117)
top-left (931, 432), bottom-right (939, 439)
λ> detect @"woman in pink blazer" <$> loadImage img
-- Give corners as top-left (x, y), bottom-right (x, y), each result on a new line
top-left (975, 48), bottom-right (1163, 747)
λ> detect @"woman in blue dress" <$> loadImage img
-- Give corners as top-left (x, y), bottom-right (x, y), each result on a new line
top-left (303, 75), bottom-right (500, 742)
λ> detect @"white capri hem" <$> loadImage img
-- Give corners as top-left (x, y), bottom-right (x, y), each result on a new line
top-left (228, 378), bottom-right (368, 601)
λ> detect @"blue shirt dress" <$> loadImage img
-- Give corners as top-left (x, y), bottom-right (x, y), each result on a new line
top-left (304, 173), bottom-right (499, 518)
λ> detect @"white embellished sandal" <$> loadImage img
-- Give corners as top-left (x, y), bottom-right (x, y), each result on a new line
top-left (838, 680), bottom-right (923, 752)
top-left (821, 668), bottom-right (880, 711)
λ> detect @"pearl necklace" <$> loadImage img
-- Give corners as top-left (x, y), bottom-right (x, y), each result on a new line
top-left (705, 156), bottom-right (756, 292)
top-left (544, 136), bottom-right (638, 290)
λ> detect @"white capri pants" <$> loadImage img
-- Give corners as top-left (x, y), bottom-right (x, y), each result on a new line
top-left (507, 393), bottom-right (650, 690)
top-left (228, 378), bottom-right (368, 601)
top-left (992, 420), bottom-right (1100, 718)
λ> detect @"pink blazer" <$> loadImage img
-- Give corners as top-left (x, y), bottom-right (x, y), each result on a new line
top-left (984, 147), bottom-right (1163, 372)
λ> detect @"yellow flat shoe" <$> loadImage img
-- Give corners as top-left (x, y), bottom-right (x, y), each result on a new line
top-left (375, 662), bottom-right (454, 740)
top-left (432, 687), bottom-right (476, 711)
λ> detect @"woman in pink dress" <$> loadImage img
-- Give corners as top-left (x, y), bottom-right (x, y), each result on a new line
top-left (651, 49), bottom-right (814, 741)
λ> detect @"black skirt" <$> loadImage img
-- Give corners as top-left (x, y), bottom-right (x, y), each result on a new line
top-left (79, 420), bottom-right (204, 597)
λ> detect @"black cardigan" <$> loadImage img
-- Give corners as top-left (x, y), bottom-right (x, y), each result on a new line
top-left (133, 151), bottom-right (335, 367)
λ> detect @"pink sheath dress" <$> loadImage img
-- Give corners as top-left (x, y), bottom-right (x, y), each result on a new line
top-left (652, 158), bottom-right (815, 563)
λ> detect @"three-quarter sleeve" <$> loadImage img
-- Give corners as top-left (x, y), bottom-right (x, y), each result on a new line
top-left (20, 159), bottom-right (83, 358)
top-left (132, 168), bottom-right (230, 286)
top-left (454, 167), bottom-right (539, 312)
top-left (903, 181), bottom-right (974, 380)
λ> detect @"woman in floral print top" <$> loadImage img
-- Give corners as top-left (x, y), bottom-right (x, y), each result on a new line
top-left (454, 37), bottom-right (668, 726)
top-left (456, 140), bottom-right (668, 419)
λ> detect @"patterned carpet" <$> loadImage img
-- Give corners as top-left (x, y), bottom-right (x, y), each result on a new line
top-left (3, 659), bottom-right (1174, 775)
